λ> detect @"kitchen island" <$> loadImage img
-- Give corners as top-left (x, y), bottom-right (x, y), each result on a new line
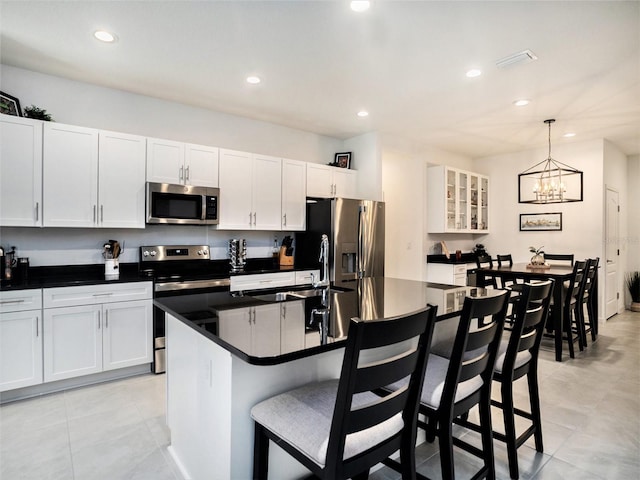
top-left (156, 277), bottom-right (500, 480)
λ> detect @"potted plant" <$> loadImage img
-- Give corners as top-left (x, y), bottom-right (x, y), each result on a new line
top-left (626, 271), bottom-right (640, 312)
top-left (528, 246), bottom-right (545, 266)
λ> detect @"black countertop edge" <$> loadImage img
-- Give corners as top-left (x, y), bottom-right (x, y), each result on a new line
top-left (0, 259), bottom-right (320, 292)
top-left (427, 253), bottom-right (478, 265)
top-left (156, 298), bottom-right (346, 366)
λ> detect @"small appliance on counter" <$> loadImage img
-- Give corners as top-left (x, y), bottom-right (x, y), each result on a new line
top-left (103, 240), bottom-right (122, 280)
top-left (1, 246), bottom-right (18, 284)
top-left (228, 238), bottom-right (247, 272)
top-left (279, 236), bottom-right (294, 266)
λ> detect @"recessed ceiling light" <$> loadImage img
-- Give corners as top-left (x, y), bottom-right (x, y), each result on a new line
top-left (357, 110), bottom-right (369, 117)
top-left (563, 132), bottom-right (576, 138)
top-left (513, 99), bottom-right (530, 107)
top-left (466, 69), bottom-right (482, 78)
top-left (94, 30), bottom-right (116, 43)
top-left (350, 1), bottom-right (370, 12)
top-left (246, 76), bottom-right (261, 85)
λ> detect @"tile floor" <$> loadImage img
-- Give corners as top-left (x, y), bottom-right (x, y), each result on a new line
top-left (1, 310), bottom-right (638, 480)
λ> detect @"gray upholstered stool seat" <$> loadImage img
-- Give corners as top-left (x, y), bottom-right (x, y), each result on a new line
top-left (251, 379), bottom-right (403, 467)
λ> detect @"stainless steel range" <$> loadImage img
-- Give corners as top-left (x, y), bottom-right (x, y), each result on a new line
top-left (140, 245), bottom-right (230, 373)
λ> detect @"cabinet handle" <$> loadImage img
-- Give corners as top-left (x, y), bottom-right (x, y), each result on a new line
top-left (100, 205), bottom-right (104, 223)
top-left (93, 205), bottom-right (97, 223)
top-left (249, 212), bottom-right (253, 226)
top-left (179, 166), bottom-right (184, 181)
top-left (253, 212), bottom-right (256, 226)
top-left (0, 299), bottom-right (25, 305)
top-left (98, 311), bottom-right (101, 329)
top-left (105, 310), bottom-right (109, 328)
top-left (185, 166), bottom-right (190, 181)
top-left (36, 316), bottom-right (39, 337)
top-left (283, 213), bottom-right (287, 226)
top-left (35, 202), bottom-right (39, 221)
top-left (92, 292), bottom-right (113, 297)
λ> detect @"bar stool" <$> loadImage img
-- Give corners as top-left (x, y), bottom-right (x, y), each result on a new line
top-left (250, 305), bottom-right (437, 480)
top-left (580, 258), bottom-right (599, 344)
top-left (456, 280), bottom-right (554, 479)
top-left (543, 253), bottom-right (574, 266)
top-left (383, 290), bottom-right (511, 480)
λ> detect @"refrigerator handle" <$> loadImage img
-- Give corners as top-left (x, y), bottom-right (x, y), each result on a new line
top-left (358, 204), bottom-right (366, 278)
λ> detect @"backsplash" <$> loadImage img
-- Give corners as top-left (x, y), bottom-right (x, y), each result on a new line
top-left (0, 226), bottom-right (290, 266)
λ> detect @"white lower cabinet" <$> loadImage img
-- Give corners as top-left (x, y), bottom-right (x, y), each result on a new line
top-left (43, 282), bottom-right (152, 383)
top-left (426, 263), bottom-right (469, 286)
top-left (0, 311), bottom-right (43, 392)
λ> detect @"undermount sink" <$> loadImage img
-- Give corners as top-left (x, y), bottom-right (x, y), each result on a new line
top-left (250, 287), bottom-right (348, 303)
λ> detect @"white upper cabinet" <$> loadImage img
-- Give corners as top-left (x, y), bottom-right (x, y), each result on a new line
top-left (43, 123), bottom-right (99, 228)
top-left (43, 123), bottom-right (146, 228)
top-left (306, 163), bottom-right (357, 199)
top-left (427, 165), bottom-right (489, 233)
top-left (146, 138), bottom-right (218, 187)
top-left (218, 149), bottom-right (282, 230)
top-left (281, 158), bottom-right (306, 231)
top-left (0, 115), bottom-right (43, 227)
top-left (99, 130), bottom-right (147, 228)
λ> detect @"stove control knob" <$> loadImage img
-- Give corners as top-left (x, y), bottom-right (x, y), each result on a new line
top-left (150, 250), bottom-right (157, 257)
top-left (197, 249), bottom-right (204, 256)
top-left (143, 250), bottom-right (150, 257)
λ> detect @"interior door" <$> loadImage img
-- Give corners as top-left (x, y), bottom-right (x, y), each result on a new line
top-left (605, 187), bottom-right (619, 319)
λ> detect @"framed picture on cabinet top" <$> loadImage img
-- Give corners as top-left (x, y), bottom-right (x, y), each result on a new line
top-left (0, 91), bottom-right (22, 117)
top-left (334, 152), bottom-right (351, 169)
top-left (519, 212), bottom-right (562, 231)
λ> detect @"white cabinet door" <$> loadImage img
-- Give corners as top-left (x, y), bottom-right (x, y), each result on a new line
top-left (281, 159), bottom-right (306, 230)
top-left (306, 163), bottom-right (333, 198)
top-left (146, 137), bottom-right (185, 184)
top-left (218, 149), bottom-right (253, 229)
top-left (252, 154), bottom-right (282, 230)
top-left (0, 115), bottom-right (43, 227)
top-left (98, 130), bottom-right (147, 228)
top-left (185, 143), bottom-right (219, 187)
top-left (43, 123), bottom-right (98, 227)
top-left (43, 304), bottom-right (102, 382)
top-left (103, 299), bottom-right (152, 371)
top-left (0, 311), bottom-right (43, 392)
top-left (333, 168), bottom-right (357, 199)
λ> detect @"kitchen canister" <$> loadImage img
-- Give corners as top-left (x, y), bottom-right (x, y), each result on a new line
top-left (228, 239), bottom-right (247, 272)
top-left (105, 258), bottom-right (120, 280)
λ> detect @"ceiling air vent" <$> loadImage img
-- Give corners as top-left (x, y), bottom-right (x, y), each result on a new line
top-left (496, 49), bottom-right (538, 68)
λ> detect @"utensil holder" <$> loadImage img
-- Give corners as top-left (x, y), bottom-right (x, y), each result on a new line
top-left (105, 258), bottom-right (120, 279)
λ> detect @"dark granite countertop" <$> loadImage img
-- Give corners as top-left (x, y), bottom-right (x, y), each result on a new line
top-left (427, 253), bottom-right (478, 265)
top-left (155, 277), bottom-right (501, 366)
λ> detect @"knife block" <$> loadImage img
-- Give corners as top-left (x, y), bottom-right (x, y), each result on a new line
top-left (279, 246), bottom-right (294, 266)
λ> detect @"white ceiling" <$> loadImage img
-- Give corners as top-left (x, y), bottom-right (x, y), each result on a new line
top-left (1, 1), bottom-right (639, 158)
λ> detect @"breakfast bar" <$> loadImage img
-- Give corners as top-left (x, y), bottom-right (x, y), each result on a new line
top-left (156, 277), bottom-right (502, 480)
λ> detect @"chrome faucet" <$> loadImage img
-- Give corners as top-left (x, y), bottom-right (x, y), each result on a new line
top-left (312, 234), bottom-right (330, 289)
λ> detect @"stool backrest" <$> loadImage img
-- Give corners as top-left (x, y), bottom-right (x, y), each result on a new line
top-left (326, 305), bottom-right (437, 474)
top-left (497, 254), bottom-right (514, 268)
top-left (583, 257), bottom-right (599, 298)
top-left (502, 280), bottom-right (554, 378)
top-left (476, 254), bottom-right (493, 269)
top-left (544, 253), bottom-right (574, 266)
top-left (444, 290), bottom-right (510, 416)
top-left (565, 260), bottom-right (587, 311)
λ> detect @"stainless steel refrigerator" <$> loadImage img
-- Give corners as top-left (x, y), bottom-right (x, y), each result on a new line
top-left (296, 198), bottom-right (385, 285)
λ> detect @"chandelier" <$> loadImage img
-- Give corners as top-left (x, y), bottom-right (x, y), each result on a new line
top-left (518, 119), bottom-right (583, 204)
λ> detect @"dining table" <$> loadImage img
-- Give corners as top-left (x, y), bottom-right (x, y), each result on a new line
top-left (475, 262), bottom-right (596, 361)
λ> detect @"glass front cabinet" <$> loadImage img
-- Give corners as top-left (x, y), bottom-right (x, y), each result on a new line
top-left (427, 165), bottom-right (489, 233)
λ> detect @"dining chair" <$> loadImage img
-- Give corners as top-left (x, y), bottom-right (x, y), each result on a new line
top-left (543, 253), bottom-right (574, 266)
top-left (383, 290), bottom-right (510, 480)
top-left (250, 305), bottom-right (437, 480)
top-left (546, 260), bottom-right (586, 358)
top-left (476, 254), bottom-right (498, 288)
top-left (456, 280), bottom-right (554, 479)
top-left (580, 257), bottom-right (599, 344)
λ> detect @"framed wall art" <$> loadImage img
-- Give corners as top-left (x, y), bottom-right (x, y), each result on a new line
top-left (0, 91), bottom-right (22, 117)
top-left (334, 152), bottom-right (351, 169)
top-left (519, 212), bottom-right (562, 231)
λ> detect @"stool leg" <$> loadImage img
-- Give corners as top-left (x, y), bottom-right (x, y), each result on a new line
top-left (253, 423), bottom-right (269, 480)
top-left (438, 420), bottom-right (455, 480)
top-left (527, 370), bottom-right (544, 453)
top-left (479, 394), bottom-right (496, 480)
top-left (501, 381), bottom-right (519, 480)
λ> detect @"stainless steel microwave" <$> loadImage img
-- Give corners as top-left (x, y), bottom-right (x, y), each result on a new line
top-left (146, 182), bottom-right (219, 225)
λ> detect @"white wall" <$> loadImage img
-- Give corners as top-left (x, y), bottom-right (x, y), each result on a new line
top-left (626, 155), bottom-right (640, 307)
top-left (343, 132), bottom-right (381, 201)
top-left (381, 135), bottom-right (472, 281)
top-left (0, 65), bottom-right (349, 266)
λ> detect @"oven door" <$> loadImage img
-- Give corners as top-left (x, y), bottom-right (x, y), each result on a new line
top-left (146, 182), bottom-right (219, 225)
